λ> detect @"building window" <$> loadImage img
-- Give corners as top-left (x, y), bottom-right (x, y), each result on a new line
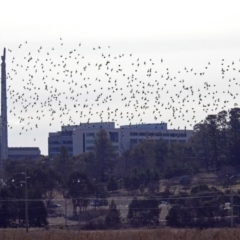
top-left (109, 132), bottom-right (118, 143)
top-left (155, 132), bottom-right (162, 136)
top-left (86, 133), bottom-right (95, 137)
top-left (63, 140), bottom-right (73, 144)
top-left (83, 133), bottom-right (85, 152)
top-left (86, 146), bottom-right (94, 151)
top-left (62, 131), bottom-right (72, 136)
top-left (139, 132), bottom-right (146, 136)
top-left (130, 139), bottom-right (138, 144)
top-left (49, 147), bottom-right (60, 152)
top-left (148, 133), bottom-right (154, 137)
top-left (130, 132), bottom-right (138, 136)
top-left (163, 133), bottom-right (169, 137)
top-left (8, 155), bottom-right (39, 160)
top-left (86, 139), bottom-right (95, 144)
top-left (179, 133), bottom-right (187, 137)
top-left (49, 141), bottom-right (61, 144)
top-left (179, 140), bottom-right (186, 143)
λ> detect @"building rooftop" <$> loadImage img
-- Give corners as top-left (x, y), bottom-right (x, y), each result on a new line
top-left (62, 122), bottom-right (115, 131)
top-left (120, 123), bottom-right (167, 129)
top-left (8, 147), bottom-right (40, 151)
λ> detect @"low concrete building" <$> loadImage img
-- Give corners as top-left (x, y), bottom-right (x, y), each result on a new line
top-left (8, 147), bottom-right (41, 160)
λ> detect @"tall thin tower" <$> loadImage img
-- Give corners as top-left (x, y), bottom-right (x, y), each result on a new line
top-left (0, 48), bottom-right (8, 171)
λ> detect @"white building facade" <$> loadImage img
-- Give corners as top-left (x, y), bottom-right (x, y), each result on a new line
top-left (48, 122), bottom-right (194, 158)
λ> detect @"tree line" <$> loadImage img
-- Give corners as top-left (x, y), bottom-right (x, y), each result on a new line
top-left (1, 107), bottom-right (240, 229)
top-left (191, 108), bottom-right (240, 170)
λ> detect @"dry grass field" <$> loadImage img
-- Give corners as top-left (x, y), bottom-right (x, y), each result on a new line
top-left (1, 228), bottom-right (240, 240)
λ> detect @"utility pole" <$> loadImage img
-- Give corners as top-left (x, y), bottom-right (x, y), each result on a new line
top-left (24, 168), bottom-right (29, 233)
top-left (214, 159), bottom-right (217, 176)
top-left (20, 168), bottom-right (29, 233)
top-left (231, 190), bottom-right (233, 228)
top-left (230, 175), bottom-right (234, 228)
top-left (64, 190), bottom-right (68, 230)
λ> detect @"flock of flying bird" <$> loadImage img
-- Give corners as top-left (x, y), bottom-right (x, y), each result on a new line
top-left (3, 39), bottom-right (240, 141)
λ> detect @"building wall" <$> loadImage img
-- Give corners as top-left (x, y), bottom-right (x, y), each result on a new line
top-left (8, 147), bottom-right (41, 160)
top-left (48, 130), bottom-right (73, 158)
top-left (120, 123), bottom-right (167, 130)
top-left (120, 128), bottom-right (193, 150)
top-left (48, 122), bottom-right (194, 158)
top-left (72, 127), bottom-right (119, 155)
top-left (72, 129), bottom-right (84, 155)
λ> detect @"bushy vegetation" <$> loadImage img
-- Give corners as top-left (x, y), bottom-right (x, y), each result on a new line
top-left (191, 108), bottom-right (240, 170)
top-left (165, 184), bottom-right (240, 228)
top-left (0, 169), bottom-right (49, 228)
top-left (105, 200), bottom-right (121, 228)
top-left (127, 197), bottom-right (160, 227)
top-left (3, 107), bottom-right (240, 230)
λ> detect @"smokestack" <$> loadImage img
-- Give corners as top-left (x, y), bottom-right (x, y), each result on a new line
top-left (0, 48), bottom-right (8, 171)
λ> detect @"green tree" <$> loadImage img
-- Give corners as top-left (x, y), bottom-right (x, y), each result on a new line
top-left (94, 130), bottom-right (118, 181)
top-left (155, 139), bottom-right (168, 171)
top-left (228, 108), bottom-right (240, 166)
top-left (139, 184), bottom-right (145, 194)
top-left (124, 169), bottom-right (141, 192)
top-left (105, 200), bottom-right (121, 228)
top-left (127, 197), bottom-right (160, 227)
top-left (52, 146), bottom-right (74, 184)
top-left (69, 154), bottom-right (87, 175)
top-left (0, 187), bottom-right (16, 227)
top-left (43, 169), bottom-right (63, 207)
top-left (36, 155), bottom-right (51, 171)
top-left (67, 171), bottom-right (94, 199)
top-left (166, 204), bottom-right (195, 228)
top-left (129, 140), bottom-right (156, 170)
top-left (166, 184), bottom-right (228, 228)
top-left (205, 114), bottom-right (220, 171)
top-left (67, 171), bottom-right (95, 214)
top-left (107, 177), bottom-right (118, 192)
top-left (1, 170), bottom-right (48, 228)
top-left (84, 151), bottom-right (98, 179)
top-left (3, 159), bottom-right (36, 179)
top-left (179, 175), bottom-right (192, 192)
top-left (94, 182), bottom-right (109, 206)
top-left (217, 110), bottom-right (229, 165)
top-left (191, 108), bottom-right (240, 170)
top-left (191, 123), bottom-right (211, 170)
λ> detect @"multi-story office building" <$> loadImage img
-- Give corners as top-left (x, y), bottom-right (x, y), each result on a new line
top-left (48, 122), bottom-right (193, 158)
top-left (72, 122), bottom-right (120, 155)
top-left (48, 125), bottom-right (75, 159)
top-left (119, 123), bottom-right (192, 150)
top-left (8, 147), bottom-right (41, 160)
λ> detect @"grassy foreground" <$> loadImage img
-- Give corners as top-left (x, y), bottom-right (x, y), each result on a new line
top-left (1, 228), bottom-right (240, 240)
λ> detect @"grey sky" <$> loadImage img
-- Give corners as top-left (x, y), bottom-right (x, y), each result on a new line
top-left (1, 0), bottom-right (240, 155)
